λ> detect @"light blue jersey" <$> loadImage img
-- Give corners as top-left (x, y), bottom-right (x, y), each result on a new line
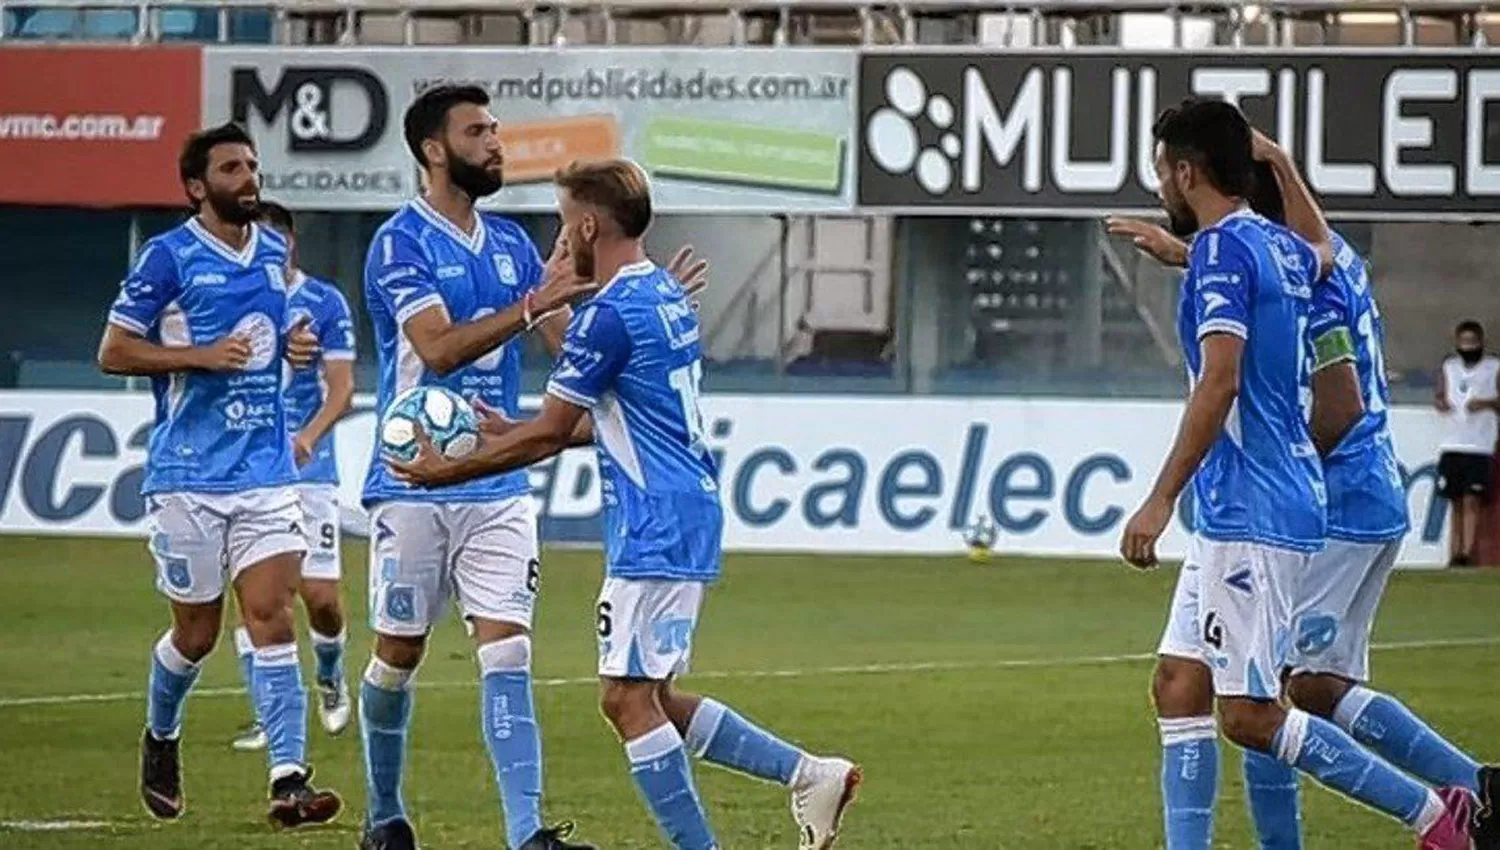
top-left (1176, 210), bottom-right (1326, 552)
top-left (1308, 232), bottom-right (1409, 542)
top-left (547, 261), bottom-right (722, 582)
top-left (361, 198), bottom-right (543, 507)
top-left (108, 219), bottom-right (298, 496)
top-left (285, 272), bottom-right (356, 486)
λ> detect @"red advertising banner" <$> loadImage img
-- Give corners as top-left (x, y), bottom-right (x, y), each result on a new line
top-left (0, 46), bottom-right (202, 207)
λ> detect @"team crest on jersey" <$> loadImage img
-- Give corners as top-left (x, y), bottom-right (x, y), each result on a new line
top-left (492, 254), bottom-right (518, 286)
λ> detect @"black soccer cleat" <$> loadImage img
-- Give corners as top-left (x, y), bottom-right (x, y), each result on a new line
top-left (267, 767), bottom-right (342, 829)
top-left (140, 729), bottom-right (185, 820)
top-left (519, 821), bottom-right (597, 850)
top-left (360, 818), bottom-right (419, 850)
top-left (1473, 765), bottom-right (1500, 850)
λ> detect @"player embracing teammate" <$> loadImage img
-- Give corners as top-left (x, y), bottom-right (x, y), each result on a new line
top-left (1114, 98), bottom-right (1499, 850)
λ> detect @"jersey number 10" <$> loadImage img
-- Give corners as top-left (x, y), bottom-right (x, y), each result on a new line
top-left (668, 362), bottom-right (708, 456)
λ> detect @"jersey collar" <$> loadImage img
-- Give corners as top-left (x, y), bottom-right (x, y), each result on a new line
top-left (186, 218), bottom-right (260, 267)
top-left (412, 197), bottom-right (487, 255)
top-left (597, 260), bottom-right (656, 297)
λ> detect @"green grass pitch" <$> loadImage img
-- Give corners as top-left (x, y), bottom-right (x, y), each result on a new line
top-left (0, 535), bottom-right (1497, 848)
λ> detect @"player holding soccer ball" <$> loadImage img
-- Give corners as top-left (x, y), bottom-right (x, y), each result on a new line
top-left (97, 123), bottom-right (342, 827)
top-left (391, 159), bottom-right (860, 850)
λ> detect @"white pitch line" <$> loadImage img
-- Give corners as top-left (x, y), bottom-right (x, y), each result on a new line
top-left (0, 820), bottom-right (113, 832)
top-left (0, 635), bottom-right (1495, 710)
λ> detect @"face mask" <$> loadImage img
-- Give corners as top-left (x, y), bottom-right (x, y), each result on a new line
top-left (1459, 347), bottom-right (1484, 366)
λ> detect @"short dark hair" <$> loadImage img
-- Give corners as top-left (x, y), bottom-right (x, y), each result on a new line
top-left (1153, 97), bottom-right (1255, 199)
top-left (1457, 320), bottom-right (1485, 338)
top-left (555, 159), bottom-right (653, 239)
top-left (257, 200), bottom-right (294, 233)
top-left (179, 122), bottom-right (255, 185)
top-left (404, 84), bottom-right (489, 168)
top-left (1246, 161), bottom-right (1285, 226)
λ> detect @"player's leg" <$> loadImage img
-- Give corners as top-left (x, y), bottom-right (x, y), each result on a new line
top-left (1461, 493), bottom-right (1482, 564)
top-left (453, 500), bottom-right (592, 850)
top-left (598, 578), bottom-right (717, 850)
top-left (230, 622), bottom-right (268, 751)
top-left (1152, 542), bottom-right (1220, 850)
top-left (140, 492), bottom-right (231, 820)
top-left (229, 488), bottom-right (340, 827)
top-left (358, 502), bottom-right (445, 850)
top-left (1288, 541), bottom-right (1484, 794)
top-left (298, 485), bottom-right (349, 736)
top-left (1209, 543), bottom-right (1471, 848)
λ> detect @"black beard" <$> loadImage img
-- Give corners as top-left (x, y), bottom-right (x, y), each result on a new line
top-left (449, 156), bottom-right (504, 200)
top-left (206, 191), bottom-right (259, 226)
top-left (1166, 208), bottom-right (1198, 238)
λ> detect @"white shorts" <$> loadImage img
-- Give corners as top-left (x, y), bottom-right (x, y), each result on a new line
top-left (367, 498), bottom-right (539, 637)
top-left (1286, 539), bottom-right (1401, 682)
top-left (1157, 536), bottom-right (1310, 700)
top-left (147, 487), bottom-right (308, 605)
top-left (298, 484), bottom-right (342, 581)
top-left (596, 578), bottom-right (707, 681)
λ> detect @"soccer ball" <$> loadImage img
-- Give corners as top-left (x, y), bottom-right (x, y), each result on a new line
top-left (962, 515), bottom-right (998, 563)
top-left (379, 386), bottom-right (480, 463)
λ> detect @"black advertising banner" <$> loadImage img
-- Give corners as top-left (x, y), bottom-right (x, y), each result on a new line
top-left (858, 51), bottom-right (1500, 219)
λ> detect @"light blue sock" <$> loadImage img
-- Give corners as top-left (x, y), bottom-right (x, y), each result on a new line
top-left (252, 643), bottom-right (308, 778)
top-left (1158, 716), bottom-right (1218, 850)
top-left (684, 698), bottom-right (804, 785)
top-left (1244, 749), bottom-right (1302, 849)
top-left (1274, 708), bottom-right (1443, 831)
top-left (360, 659), bottom-right (414, 827)
top-left (310, 627), bottom-right (346, 688)
top-left (477, 637), bottom-right (543, 849)
top-left (627, 724), bottom-right (718, 850)
top-left (1335, 686), bottom-right (1482, 795)
top-left (233, 627), bottom-right (258, 721)
top-left (147, 632), bottom-right (201, 739)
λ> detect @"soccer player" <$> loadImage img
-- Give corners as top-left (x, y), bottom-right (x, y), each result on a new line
top-left (355, 85), bottom-right (599, 850)
top-left (1110, 128), bottom-right (1500, 849)
top-left (389, 158), bottom-right (862, 850)
top-left (1117, 99), bottom-right (1474, 850)
top-left (97, 122), bottom-right (341, 827)
top-left (230, 200), bottom-right (357, 752)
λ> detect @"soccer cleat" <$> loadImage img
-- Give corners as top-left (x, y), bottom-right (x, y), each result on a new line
top-left (1420, 786), bottom-right (1476, 850)
top-left (1473, 766), bottom-right (1500, 850)
top-left (231, 721), bottom-right (268, 752)
top-left (318, 680), bottom-right (351, 736)
top-left (266, 767), bottom-right (342, 829)
top-left (791, 756), bottom-right (862, 850)
top-left (518, 821), bottom-right (597, 850)
top-left (140, 729), bottom-right (185, 820)
top-left (360, 818), bottom-right (419, 850)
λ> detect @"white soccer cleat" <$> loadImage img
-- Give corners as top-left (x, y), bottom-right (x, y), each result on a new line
top-left (790, 755), bottom-right (862, 850)
top-left (318, 681), bottom-right (351, 736)
top-left (231, 722), bottom-right (267, 752)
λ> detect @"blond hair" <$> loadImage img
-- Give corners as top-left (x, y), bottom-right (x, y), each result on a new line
top-left (554, 159), bottom-right (652, 238)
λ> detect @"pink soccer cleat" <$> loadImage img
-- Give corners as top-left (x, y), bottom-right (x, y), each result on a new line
top-left (1420, 786), bottom-right (1476, 850)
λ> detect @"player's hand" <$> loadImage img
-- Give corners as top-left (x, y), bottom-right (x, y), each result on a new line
top-left (285, 315), bottom-right (319, 369)
top-left (535, 236), bottom-right (600, 317)
top-left (1436, 396), bottom-right (1453, 413)
top-left (1467, 398), bottom-right (1491, 414)
top-left (386, 426), bottom-right (465, 487)
top-left (1105, 217), bottom-right (1189, 267)
top-left (471, 397), bottom-right (520, 437)
top-left (1120, 496), bottom-right (1173, 570)
top-left (667, 244), bottom-right (709, 303)
top-left (1250, 127), bottom-right (1284, 163)
top-left (292, 429), bottom-right (315, 468)
top-left (196, 334), bottom-right (252, 372)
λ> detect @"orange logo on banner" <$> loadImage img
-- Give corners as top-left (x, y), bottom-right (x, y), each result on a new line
top-left (500, 115), bottom-right (620, 184)
top-left (0, 46), bottom-right (202, 207)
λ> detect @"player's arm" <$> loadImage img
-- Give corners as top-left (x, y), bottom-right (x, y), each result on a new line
top-left (1310, 343), bottom-right (1364, 456)
top-left (1253, 129), bottom-right (1335, 276)
top-left (1434, 364), bottom-right (1452, 412)
top-left (293, 295), bottom-right (357, 463)
top-left (1469, 367), bottom-right (1500, 414)
top-left (425, 395), bottom-right (587, 486)
top-left (97, 244), bottom-right (247, 375)
top-left (1104, 217), bottom-right (1189, 268)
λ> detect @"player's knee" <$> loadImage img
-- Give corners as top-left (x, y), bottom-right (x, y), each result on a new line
top-left (374, 633), bottom-right (427, 671)
top-left (476, 634), bottom-right (531, 675)
top-left (1286, 673), bottom-right (1350, 720)
top-left (298, 580), bottom-right (342, 621)
top-left (1218, 699), bottom-right (1284, 752)
top-left (172, 624), bottom-right (218, 662)
top-left (599, 680), bottom-right (655, 731)
top-left (1151, 657), bottom-right (1213, 717)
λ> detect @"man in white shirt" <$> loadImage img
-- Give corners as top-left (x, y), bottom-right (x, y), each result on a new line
top-left (1435, 320), bottom-right (1500, 566)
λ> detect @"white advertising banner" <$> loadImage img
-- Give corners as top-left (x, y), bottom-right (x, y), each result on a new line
top-left (0, 391), bottom-right (1457, 566)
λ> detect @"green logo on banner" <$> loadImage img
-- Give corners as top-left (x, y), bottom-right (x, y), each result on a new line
top-left (642, 116), bottom-right (844, 194)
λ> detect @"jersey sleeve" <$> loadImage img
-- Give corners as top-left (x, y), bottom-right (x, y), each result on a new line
top-left (366, 229), bottom-right (444, 326)
top-left (107, 241), bottom-right (182, 335)
top-left (1186, 230), bottom-right (1254, 341)
top-left (1308, 282), bottom-right (1355, 373)
top-left (319, 286), bottom-right (357, 362)
top-left (546, 304), bottom-right (632, 408)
